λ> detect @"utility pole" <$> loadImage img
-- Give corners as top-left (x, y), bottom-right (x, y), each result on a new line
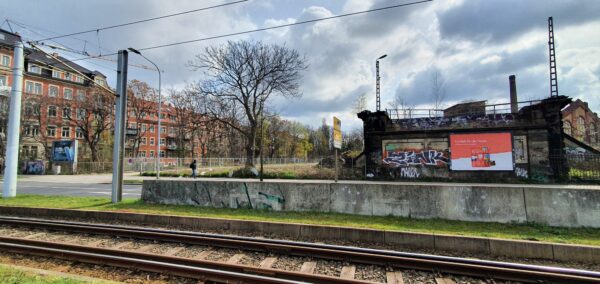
top-left (375, 54), bottom-right (387, 111)
top-left (548, 17), bottom-right (558, 97)
top-left (2, 41), bottom-right (24, 198)
top-left (111, 50), bottom-right (128, 203)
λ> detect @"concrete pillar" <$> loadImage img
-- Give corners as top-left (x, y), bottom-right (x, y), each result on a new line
top-left (509, 75), bottom-right (518, 113)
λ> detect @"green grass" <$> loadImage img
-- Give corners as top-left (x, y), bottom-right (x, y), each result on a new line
top-left (0, 194), bottom-right (599, 246)
top-left (123, 179), bottom-right (143, 185)
top-left (0, 264), bottom-right (107, 284)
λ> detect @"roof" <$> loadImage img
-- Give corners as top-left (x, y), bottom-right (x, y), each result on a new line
top-left (0, 28), bottom-right (21, 47)
top-left (24, 47), bottom-right (98, 76)
top-left (562, 99), bottom-right (599, 122)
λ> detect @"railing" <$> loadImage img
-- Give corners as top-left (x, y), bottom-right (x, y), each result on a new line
top-left (386, 100), bottom-right (543, 120)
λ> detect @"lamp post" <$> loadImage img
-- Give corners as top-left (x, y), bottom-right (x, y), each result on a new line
top-left (128, 48), bottom-right (162, 179)
top-left (376, 54), bottom-right (387, 111)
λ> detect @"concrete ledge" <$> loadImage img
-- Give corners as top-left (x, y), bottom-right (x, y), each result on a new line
top-left (0, 206), bottom-right (597, 264)
top-left (384, 231), bottom-right (434, 249)
top-left (489, 239), bottom-right (554, 259)
top-left (434, 234), bottom-right (490, 254)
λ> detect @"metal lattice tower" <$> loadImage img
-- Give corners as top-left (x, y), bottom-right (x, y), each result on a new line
top-left (376, 60), bottom-right (381, 111)
top-left (548, 17), bottom-right (558, 97)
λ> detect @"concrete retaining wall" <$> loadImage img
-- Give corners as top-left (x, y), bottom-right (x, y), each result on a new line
top-left (0, 206), bottom-right (598, 263)
top-left (142, 180), bottom-right (600, 228)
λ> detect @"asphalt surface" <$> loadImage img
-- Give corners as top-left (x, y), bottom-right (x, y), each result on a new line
top-left (0, 181), bottom-right (142, 198)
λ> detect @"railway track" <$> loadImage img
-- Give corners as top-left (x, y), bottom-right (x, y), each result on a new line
top-left (0, 216), bottom-right (598, 283)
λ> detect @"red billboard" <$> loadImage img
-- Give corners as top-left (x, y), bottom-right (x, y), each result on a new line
top-left (450, 133), bottom-right (513, 171)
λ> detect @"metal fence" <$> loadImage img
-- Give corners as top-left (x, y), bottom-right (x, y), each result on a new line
top-left (551, 154), bottom-right (600, 182)
top-left (74, 157), bottom-right (322, 174)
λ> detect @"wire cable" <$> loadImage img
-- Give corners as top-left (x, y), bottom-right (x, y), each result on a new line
top-left (38, 0), bottom-right (248, 41)
top-left (47, 0), bottom-right (433, 65)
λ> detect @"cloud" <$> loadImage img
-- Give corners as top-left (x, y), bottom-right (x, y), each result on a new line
top-left (2, 0), bottom-right (599, 128)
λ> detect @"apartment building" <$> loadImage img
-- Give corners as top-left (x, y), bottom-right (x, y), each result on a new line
top-left (0, 28), bottom-right (110, 162)
top-left (562, 99), bottom-right (599, 149)
top-left (124, 102), bottom-right (204, 162)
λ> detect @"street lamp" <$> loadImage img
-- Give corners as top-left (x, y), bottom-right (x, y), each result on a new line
top-left (376, 54), bottom-right (387, 112)
top-left (128, 47), bottom-right (162, 179)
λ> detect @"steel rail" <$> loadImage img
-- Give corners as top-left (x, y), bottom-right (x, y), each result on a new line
top-left (0, 216), bottom-right (598, 283)
top-left (0, 236), bottom-right (371, 284)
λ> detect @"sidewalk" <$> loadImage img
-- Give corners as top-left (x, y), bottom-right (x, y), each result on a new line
top-left (14, 173), bottom-right (600, 189)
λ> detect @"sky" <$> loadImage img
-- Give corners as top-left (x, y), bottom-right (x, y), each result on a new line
top-left (1, 0), bottom-right (599, 131)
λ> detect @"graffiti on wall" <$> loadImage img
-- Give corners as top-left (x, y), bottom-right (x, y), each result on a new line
top-left (400, 167), bottom-right (420, 178)
top-left (382, 139), bottom-right (449, 168)
top-left (394, 113), bottom-right (515, 129)
top-left (23, 161), bottom-right (45, 175)
top-left (515, 166), bottom-right (528, 179)
top-left (383, 150), bottom-right (448, 167)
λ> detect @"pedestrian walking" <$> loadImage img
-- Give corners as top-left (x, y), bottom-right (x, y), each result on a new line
top-left (190, 159), bottom-right (197, 178)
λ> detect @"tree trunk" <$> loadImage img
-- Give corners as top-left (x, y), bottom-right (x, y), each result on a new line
top-left (245, 126), bottom-right (257, 167)
top-left (90, 144), bottom-right (99, 162)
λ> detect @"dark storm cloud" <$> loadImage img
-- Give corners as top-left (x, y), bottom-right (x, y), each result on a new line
top-left (438, 0), bottom-right (600, 44)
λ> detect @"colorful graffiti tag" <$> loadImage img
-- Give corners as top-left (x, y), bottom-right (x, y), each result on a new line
top-left (383, 149), bottom-right (448, 167)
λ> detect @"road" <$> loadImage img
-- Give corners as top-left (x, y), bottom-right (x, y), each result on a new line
top-left (0, 181), bottom-right (142, 198)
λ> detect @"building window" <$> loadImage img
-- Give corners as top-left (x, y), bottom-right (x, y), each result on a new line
top-left (77, 90), bottom-right (85, 101)
top-left (62, 107), bottom-right (71, 118)
top-left (24, 125), bottom-right (39, 137)
top-left (160, 151), bottom-right (165, 158)
top-left (48, 106), bottom-right (57, 117)
top-left (149, 138), bottom-right (155, 146)
top-left (64, 88), bottom-right (73, 100)
top-left (30, 146), bottom-right (38, 158)
top-left (141, 137), bottom-right (147, 145)
top-left (160, 138), bottom-right (165, 146)
top-left (149, 125), bottom-right (155, 133)
top-left (1, 55), bottom-right (10, 67)
top-left (52, 69), bottom-right (63, 79)
top-left (564, 121), bottom-right (572, 135)
top-left (48, 85), bottom-right (59, 97)
top-left (61, 127), bottom-right (70, 138)
top-left (141, 124), bottom-right (147, 132)
top-left (0, 75), bottom-right (6, 86)
top-left (149, 150), bottom-right (154, 157)
top-left (65, 72), bottom-right (72, 81)
top-left (577, 116), bottom-right (586, 139)
top-left (76, 109), bottom-right (86, 120)
top-left (161, 127), bottom-right (166, 134)
top-left (76, 127), bottom-right (84, 138)
top-left (590, 124), bottom-right (598, 144)
top-left (94, 78), bottom-right (106, 87)
top-left (28, 64), bottom-right (41, 74)
top-left (75, 75), bottom-right (84, 84)
top-left (25, 81), bottom-right (42, 95)
top-left (47, 126), bottom-right (56, 137)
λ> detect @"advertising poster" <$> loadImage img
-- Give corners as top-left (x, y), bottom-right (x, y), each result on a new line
top-left (450, 133), bottom-right (513, 171)
top-left (52, 140), bottom-right (77, 162)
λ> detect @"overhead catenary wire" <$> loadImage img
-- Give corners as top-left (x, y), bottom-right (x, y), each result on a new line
top-left (37, 0), bottom-right (249, 41)
top-left (46, 0), bottom-right (433, 65)
top-left (28, 42), bottom-right (116, 95)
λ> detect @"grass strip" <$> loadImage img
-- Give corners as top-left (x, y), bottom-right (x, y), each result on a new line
top-left (0, 194), bottom-right (598, 246)
top-left (0, 264), bottom-right (108, 284)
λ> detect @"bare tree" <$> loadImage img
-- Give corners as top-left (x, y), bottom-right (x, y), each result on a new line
top-left (21, 94), bottom-right (54, 162)
top-left (431, 68), bottom-right (446, 110)
top-left (352, 93), bottom-right (368, 114)
top-left (388, 92), bottom-right (414, 119)
top-left (127, 80), bottom-right (157, 158)
top-left (188, 40), bottom-right (307, 167)
top-left (62, 86), bottom-right (115, 162)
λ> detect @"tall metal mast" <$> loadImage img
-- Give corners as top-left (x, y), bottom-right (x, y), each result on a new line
top-left (548, 17), bottom-right (558, 97)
